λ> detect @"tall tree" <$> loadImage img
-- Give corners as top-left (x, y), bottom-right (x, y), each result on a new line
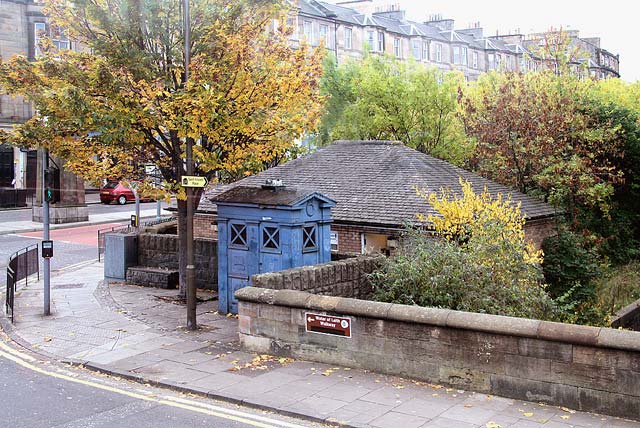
top-left (461, 71), bottom-right (622, 221)
top-left (0, 0), bottom-right (324, 295)
top-left (316, 53), bottom-right (471, 166)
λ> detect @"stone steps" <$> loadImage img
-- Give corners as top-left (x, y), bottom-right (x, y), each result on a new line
top-left (126, 266), bottom-right (178, 289)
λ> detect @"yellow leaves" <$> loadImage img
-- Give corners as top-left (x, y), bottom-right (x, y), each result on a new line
top-left (418, 177), bottom-right (543, 265)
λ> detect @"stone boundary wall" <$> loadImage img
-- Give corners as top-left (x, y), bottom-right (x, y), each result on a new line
top-left (252, 255), bottom-right (384, 299)
top-left (612, 298), bottom-right (640, 331)
top-left (235, 287), bottom-right (640, 420)
top-left (137, 233), bottom-right (217, 290)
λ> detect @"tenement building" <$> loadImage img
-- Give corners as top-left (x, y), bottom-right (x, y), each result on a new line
top-left (291, 0), bottom-right (620, 81)
top-left (0, 0), bottom-right (71, 190)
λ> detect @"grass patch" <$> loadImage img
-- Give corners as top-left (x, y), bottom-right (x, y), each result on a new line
top-left (596, 261), bottom-right (640, 316)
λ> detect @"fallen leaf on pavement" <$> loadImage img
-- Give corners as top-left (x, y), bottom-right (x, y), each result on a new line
top-left (43, 337), bottom-right (52, 342)
top-left (486, 422), bottom-right (502, 428)
top-left (560, 407), bottom-right (576, 414)
top-left (523, 412), bottom-right (534, 417)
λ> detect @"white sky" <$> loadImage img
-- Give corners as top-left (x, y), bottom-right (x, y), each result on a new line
top-left (328, 0), bottom-right (638, 82)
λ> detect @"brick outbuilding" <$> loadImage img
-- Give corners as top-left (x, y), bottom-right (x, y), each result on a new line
top-left (194, 140), bottom-right (557, 254)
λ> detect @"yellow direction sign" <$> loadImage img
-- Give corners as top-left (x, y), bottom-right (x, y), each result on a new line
top-left (181, 176), bottom-right (208, 188)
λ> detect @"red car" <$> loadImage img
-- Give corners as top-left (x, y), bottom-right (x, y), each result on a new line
top-left (100, 181), bottom-right (151, 205)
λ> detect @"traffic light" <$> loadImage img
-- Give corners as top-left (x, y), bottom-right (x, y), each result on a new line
top-left (44, 168), bottom-right (57, 203)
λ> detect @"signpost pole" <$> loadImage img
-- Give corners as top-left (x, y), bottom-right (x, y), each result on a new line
top-left (133, 187), bottom-right (140, 232)
top-left (184, 0), bottom-right (197, 331)
top-left (42, 149), bottom-right (50, 316)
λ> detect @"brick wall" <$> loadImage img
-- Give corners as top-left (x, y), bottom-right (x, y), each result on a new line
top-left (236, 288), bottom-right (640, 420)
top-left (194, 213), bottom-right (217, 239)
top-left (524, 217), bottom-right (556, 249)
top-left (252, 255), bottom-right (384, 299)
top-left (137, 233), bottom-right (217, 290)
top-left (331, 224), bottom-right (362, 254)
top-left (331, 218), bottom-right (556, 254)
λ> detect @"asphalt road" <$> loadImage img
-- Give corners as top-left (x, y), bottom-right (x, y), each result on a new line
top-left (0, 339), bottom-right (322, 428)
top-left (0, 198), bottom-right (172, 286)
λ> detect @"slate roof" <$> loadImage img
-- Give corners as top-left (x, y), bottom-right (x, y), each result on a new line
top-left (199, 141), bottom-right (556, 228)
top-left (211, 186), bottom-right (335, 207)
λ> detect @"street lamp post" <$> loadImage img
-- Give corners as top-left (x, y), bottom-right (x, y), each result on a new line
top-left (184, 0), bottom-right (197, 330)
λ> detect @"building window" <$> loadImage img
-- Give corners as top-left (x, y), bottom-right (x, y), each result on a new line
top-left (377, 31), bottom-right (385, 52)
top-left (344, 27), bottom-right (352, 49)
top-left (319, 24), bottom-right (329, 45)
top-left (34, 22), bottom-right (47, 57)
top-left (422, 41), bottom-right (428, 60)
top-left (488, 53), bottom-right (495, 70)
top-left (472, 51), bottom-right (478, 69)
top-left (366, 30), bottom-right (374, 50)
top-left (330, 232), bottom-right (339, 252)
top-left (51, 26), bottom-right (70, 51)
top-left (394, 38), bottom-right (401, 58)
top-left (303, 20), bottom-right (313, 42)
top-left (262, 226), bottom-right (280, 250)
top-left (461, 46), bottom-right (468, 65)
top-left (452, 46), bottom-right (460, 64)
top-left (230, 223), bottom-right (247, 248)
top-left (303, 225), bottom-right (317, 251)
top-left (412, 40), bottom-right (420, 58)
top-left (496, 53), bottom-right (502, 69)
top-left (435, 43), bottom-right (442, 62)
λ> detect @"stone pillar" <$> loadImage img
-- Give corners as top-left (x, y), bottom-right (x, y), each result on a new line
top-left (32, 150), bottom-right (89, 224)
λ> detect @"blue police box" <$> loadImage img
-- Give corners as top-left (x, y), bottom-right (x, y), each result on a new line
top-left (212, 181), bottom-right (336, 314)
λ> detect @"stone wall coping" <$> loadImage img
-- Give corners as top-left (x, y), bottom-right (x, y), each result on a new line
top-left (251, 254), bottom-right (385, 282)
top-left (235, 287), bottom-right (640, 353)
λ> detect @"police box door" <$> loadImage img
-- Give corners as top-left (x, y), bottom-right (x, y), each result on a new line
top-left (227, 221), bottom-right (252, 314)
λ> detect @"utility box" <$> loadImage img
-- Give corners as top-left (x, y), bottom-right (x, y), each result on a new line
top-left (104, 232), bottom-right (138, 280)
top-left (212, 184), bottom-right (336, 314)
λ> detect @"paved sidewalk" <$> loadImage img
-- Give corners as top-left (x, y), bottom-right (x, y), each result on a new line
top-left (2, 262), bottom-right (639, 428)
top-left (0, 208), bottom-right (162, 235)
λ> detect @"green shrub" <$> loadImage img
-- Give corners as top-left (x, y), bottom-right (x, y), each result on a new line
top-left (541, 230), bottom-right (602, 299)
top-left (371, 229), bottom-right (556, 320)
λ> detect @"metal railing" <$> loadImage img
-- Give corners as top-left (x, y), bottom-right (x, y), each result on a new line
top-left (6, 244), bottom-right (39, 323)
top-left (97, 216), bottom-right (174, 261)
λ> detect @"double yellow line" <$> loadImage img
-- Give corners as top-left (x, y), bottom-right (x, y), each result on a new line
top-left (0, 339), bottom-right (310, 428)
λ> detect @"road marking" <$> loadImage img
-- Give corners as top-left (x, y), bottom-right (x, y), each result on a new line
top-left (0, 339), bottom-right (36, 362)
top-left (0, 341), bottom-right (310, 428)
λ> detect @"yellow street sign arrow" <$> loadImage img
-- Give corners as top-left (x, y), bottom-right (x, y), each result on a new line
top-left (181, 176), bottom-right (208, 188)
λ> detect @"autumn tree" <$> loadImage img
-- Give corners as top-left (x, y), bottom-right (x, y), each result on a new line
top-left (0, 0), bottom-right (324, 295)
top-left (461, 71), bottom-right (622, 221)
top-left (316, 53), bottom-right (472, 166)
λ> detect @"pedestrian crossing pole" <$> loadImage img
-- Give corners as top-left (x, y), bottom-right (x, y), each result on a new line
top-left (42, 148), bottom-right (51, 316)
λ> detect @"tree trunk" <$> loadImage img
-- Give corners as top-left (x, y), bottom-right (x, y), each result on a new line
top-left (177, 198), bottom-right (187, 299)
top-left (176, 188), bottom-right (204, 299)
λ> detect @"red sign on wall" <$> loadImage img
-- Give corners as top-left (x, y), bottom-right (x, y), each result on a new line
top-left (305, 312), bottom-right (352, 338)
